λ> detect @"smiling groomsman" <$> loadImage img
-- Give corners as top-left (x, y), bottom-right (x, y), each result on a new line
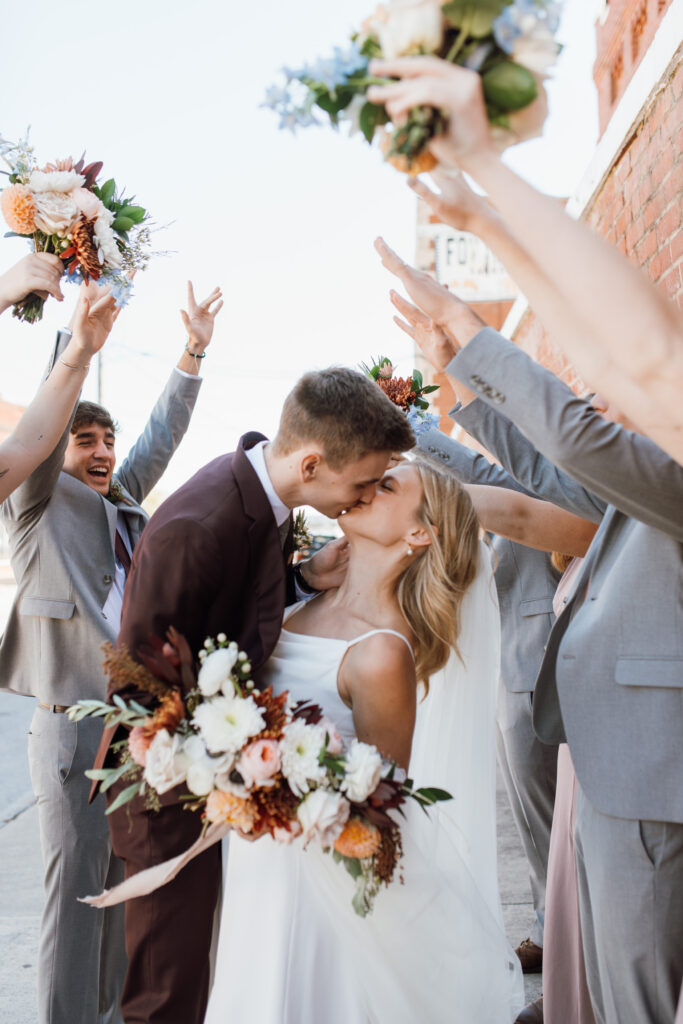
top-left (0, 281), bottom-right (222, 1024)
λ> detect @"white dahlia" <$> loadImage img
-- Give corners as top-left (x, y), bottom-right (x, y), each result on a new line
top-left (279, 720), bottom-right (327, 796)
top-left (192, 694), bottom-right (265, 756)
top-left (29, 169), bottom-right (85, 193)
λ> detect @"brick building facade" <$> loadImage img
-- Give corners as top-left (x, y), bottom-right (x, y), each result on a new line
top-left (507, 0), bottom-right (682, 394)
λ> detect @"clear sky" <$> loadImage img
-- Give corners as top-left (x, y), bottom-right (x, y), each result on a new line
top-left (1, 0), bottom-right (599, 496)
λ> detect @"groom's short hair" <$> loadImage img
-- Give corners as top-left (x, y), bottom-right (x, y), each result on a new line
top-left (273, 366), bottom-right (415, 468)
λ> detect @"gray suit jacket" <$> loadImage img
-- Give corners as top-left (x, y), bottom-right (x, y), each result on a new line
top-left (450, 327), bottom-right (683, 823)
top-left (0, 332), bottom-right (202, 704)
top-left (419, 429), bottom-right (560, 692)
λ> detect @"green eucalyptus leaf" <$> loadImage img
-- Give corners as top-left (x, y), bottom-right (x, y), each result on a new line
top-left (442, 0), bottom-right (508, 38)
top-left (119, 205), bottom-right (146, 224)
top-left (422, 384), bottom-right (440, 394)
top-left (359, 101), bottom-right (390, 144)
top-left (99, 178), bottom-right (116, 206)
top-left (482, 61), bottom-right (538, 112)
top-left (112, 216), bottom-right (134, 233)
top-left (342, 856), bottom-right (363, 880)
top-left (105, 781), bottom-right (142, 815)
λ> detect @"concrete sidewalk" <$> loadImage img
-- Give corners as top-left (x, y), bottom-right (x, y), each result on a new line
top-left (0, 766), bottom-right (542, 1022)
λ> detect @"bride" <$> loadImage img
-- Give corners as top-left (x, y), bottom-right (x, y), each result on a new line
top-left (205, 453), bottom-right (525, 1023)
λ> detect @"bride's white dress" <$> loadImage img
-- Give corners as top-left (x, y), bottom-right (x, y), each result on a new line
top-left (205, 543), bottom-right (524, 1023)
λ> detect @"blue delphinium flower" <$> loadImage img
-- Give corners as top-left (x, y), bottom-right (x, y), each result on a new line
top-left (100, 271), bottom-right (134, 308)
top-left (406, 407), bottom-right (441, 436)
top-left (493, 0), bottom-right (562, 54)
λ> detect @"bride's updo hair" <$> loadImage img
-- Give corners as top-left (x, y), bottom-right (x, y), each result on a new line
top-left (397, 455), bottom-right (480, 686)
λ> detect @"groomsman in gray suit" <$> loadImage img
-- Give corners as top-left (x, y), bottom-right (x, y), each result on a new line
top-left (419, 428), bottom-right (562, 969)
top-left (0, 283), bottom-right (221, 1024)
top-left (444, 325), bottom-right (683, 1024)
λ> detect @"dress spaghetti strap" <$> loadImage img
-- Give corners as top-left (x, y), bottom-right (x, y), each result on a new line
top-left (346, 629), bottom-right (415, 661)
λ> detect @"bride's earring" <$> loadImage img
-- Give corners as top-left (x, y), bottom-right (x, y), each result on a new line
top-left (407, 546), bottom-right (414, 556)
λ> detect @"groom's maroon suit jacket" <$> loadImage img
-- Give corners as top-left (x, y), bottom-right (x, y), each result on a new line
top-left (91, 432), bottom-right (295, 1024)
top-left (91, 430), bottom-right (295, 782)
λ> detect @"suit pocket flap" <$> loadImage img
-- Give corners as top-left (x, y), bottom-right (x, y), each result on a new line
top-left (520, 597), bottom-right (555, 617)
top-left (615, 658), bottom-right (683, 689)
top-left (19, 597), bottom-right (76, 620)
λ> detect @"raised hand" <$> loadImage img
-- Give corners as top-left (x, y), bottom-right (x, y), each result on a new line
top-left (66, 284), bottom-right (118, 365)
top-left (389, 289), bottom-right (457, 371)
top-left (367, 57), bottom-right (494, 171)
top-left (407, 170), bottom-right (491, 233)
top-left (0, 252), bottom-right (64, 315)
top-left (180, 282), bottom-right (223, 355)
top-left (374, 236), bottom-right (486, 368)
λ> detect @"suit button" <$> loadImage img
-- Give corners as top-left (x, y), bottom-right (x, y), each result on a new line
top-left (103, 574), bottom-right (113, 584)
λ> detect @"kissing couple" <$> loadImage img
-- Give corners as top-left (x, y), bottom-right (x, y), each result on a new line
top-left (95, 365), bottom-right (525, 1023)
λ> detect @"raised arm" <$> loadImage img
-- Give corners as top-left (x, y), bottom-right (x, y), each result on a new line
top-left (115, 281), bottom-right (222, 503)
top-left (465, 484), bottom-right (597, 557)
top-left (1, 285), bottom-right (117, 515)
top-left (381, 247), bottom-right (606, 521)
top-left (368, 57), bottom-right (683, 463)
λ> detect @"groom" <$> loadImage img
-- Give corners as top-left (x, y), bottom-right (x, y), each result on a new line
top-left (98, 366), bottom-right (414, 1024)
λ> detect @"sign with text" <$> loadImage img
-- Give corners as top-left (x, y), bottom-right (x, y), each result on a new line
top-left (431, 227), bottom-right (517, 302)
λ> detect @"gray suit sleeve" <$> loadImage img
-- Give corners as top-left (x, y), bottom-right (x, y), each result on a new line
top-left (450, 399), bottom-right (606, 524)
top-left (2, 330), bottom-right (77, 523)
top-left (114, 368), bottom-right (202, 504)
top-left (417, 428), bottom-right (535, 496)
top-left (450, 327), bottom-right (683, 540)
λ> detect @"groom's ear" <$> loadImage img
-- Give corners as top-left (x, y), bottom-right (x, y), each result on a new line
top-left (300, 452), bottom-right (323, 482)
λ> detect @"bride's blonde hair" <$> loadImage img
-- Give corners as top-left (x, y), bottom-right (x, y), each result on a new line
top-left (396, 456), bottom-right (480, 686)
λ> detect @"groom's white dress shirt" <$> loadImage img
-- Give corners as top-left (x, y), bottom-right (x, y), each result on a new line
top-left (244, 440), bottom-right (290, 528)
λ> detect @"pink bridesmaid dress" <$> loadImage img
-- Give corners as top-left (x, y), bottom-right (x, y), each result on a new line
top-left (543, 557), bottom-right (597, 1024)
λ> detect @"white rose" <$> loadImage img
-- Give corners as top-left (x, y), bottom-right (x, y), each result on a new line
top-left (93, 210), bottom-right (123, 269)
top-left (180, 734), bottom-right (216, 796)
top-left (197, 647), bottom-right (239, 697)
top-left (143, 729), bottom-right (187, 794)
top-left (341, 739), bottom-right (383, 803)
top-left (369, 0), bottom-right (443, 61)
top-left (297, 789), bottom-right (350, 848)
top-left (29, 169), bottom-right (85, 193)
top-left (33, 191), bottom-right (79, 236)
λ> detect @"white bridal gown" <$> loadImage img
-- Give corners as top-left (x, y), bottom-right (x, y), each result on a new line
top-left (205, 543), bottom-right (524, 1024)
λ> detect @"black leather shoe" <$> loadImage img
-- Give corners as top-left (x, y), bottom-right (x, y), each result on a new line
top-left (515, 937), bottom-right (543, 973)
top-left (515, 996), bottom-right (543, 1023)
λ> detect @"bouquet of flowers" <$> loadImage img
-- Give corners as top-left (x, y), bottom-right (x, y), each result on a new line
top-left (69, 630), bottom-right (450, 916)
top-left (0, 130), bottom-right (155, 322)
top-left (265, 0), bottom-right (561, 172)
top-left (363, 354), bottom-right (441, 435)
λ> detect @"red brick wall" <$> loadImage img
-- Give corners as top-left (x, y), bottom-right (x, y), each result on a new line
top-left (595, 0), bottom-right (674, 136)
top-left (511, 45), bottom-right (683, 396)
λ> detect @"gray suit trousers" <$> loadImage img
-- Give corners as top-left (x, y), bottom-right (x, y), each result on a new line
top-left (28, 706), bottom-right (126, 1024)
top-left (575, 784), bottom-right (683, 1024)
top-left (496, 685), bottom-right (557, 947)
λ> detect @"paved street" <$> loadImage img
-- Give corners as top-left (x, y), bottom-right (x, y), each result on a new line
top-left (0, 577), bottom-right (542, 1020)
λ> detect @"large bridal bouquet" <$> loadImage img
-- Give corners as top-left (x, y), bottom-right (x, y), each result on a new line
top-left (69, 630), bottom-right (449, 916)
top-left (265, 0), bottom-right (561, 172)
top-left (0, 130), bottom-right (155, 322)
top-left (363, 354), bottom-right (441, 435)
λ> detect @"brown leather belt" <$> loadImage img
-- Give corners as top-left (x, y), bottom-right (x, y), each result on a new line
top-left (39, 701), bottom-right (70, 714)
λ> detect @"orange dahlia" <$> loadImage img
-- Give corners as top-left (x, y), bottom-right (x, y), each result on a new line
top-left (206, 790), bottom-right (257, 832)
top-left (1, 184), bottom-right (36, 234)
top-left (334, 817), bottom-right (382, 859)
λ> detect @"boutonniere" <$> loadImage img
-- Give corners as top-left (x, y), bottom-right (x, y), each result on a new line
top-left (293, 510), bottom-right (313, 561)
top-left (105, 480), bottom-right (131, 506)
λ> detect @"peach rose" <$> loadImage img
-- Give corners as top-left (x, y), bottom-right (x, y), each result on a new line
top-left (237, 738), bottom-right (281, 787)
top-left (319, 717), bottom-right (343, 755)
top-left (128, 726), bottom-right (152, 767)
top-left (71, 187), bottom-right (103, 220)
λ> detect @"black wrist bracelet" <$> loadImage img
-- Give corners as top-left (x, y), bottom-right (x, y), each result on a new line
top-left (185, 342), bottom-right (206, 359)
